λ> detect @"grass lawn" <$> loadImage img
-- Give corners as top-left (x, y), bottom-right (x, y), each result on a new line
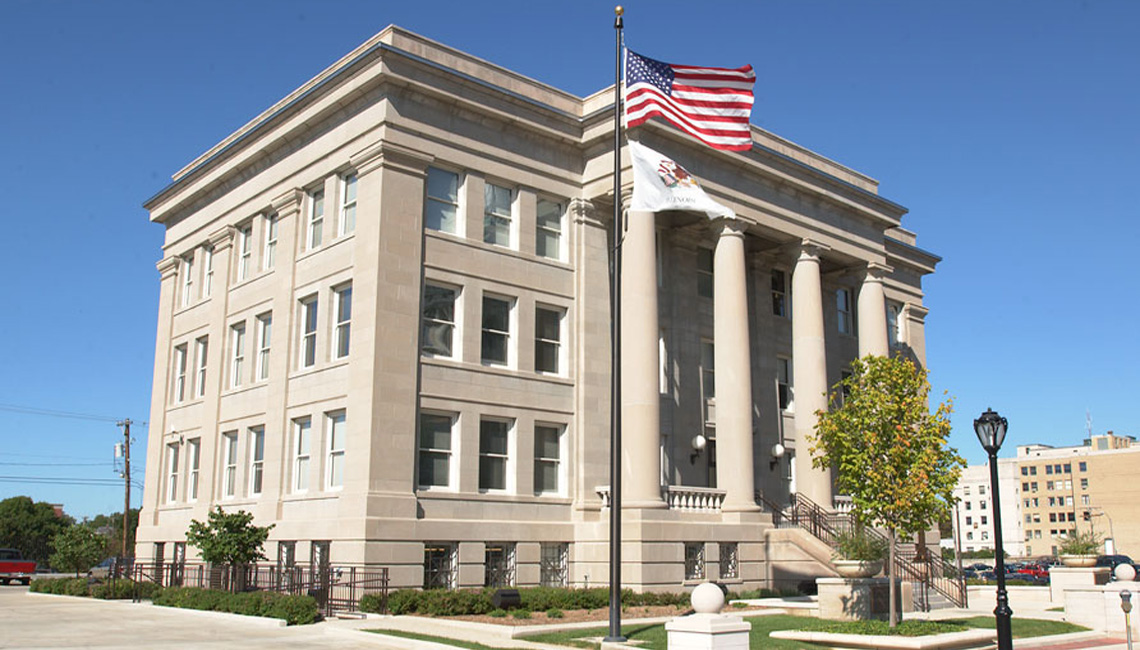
top-left (940, 616), bottom-right (1088, 639)
top-left (366, 629), bottom-right (514, 650)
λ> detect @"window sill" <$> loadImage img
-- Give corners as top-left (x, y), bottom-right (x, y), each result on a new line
top-left (416, 490), bottom-right (572, 506)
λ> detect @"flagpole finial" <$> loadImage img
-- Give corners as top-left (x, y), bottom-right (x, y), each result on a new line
top-left (615, 5), bottom-right (624, 15)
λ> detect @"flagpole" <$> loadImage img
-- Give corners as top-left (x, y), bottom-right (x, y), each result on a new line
top-left (605, 4), bottom-right (626, 644)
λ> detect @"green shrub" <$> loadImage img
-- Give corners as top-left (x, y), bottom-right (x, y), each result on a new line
top-left (511, 609), bottom-right (532, 619)
top-left (264, 594), bottom-right (320, 625)
top-left (833, 529), bottom-right (888, 562)
top-left (153, 587), bottom-right (317, 625)
top-left (1058, 530), bottom-right (1101, 556)
top-left (489, 609), bottom-right (508, 617)
top-left (359, 592), bottom-right (388, 614)
top-left (545, 608), bottom-right (563, 618)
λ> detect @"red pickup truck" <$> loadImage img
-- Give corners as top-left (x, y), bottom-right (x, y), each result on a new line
top-left (0, 548), bottom-right (36, 585)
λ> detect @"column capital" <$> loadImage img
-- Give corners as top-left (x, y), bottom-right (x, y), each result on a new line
top-left (710, 216), bottom-right (748, 239)
top-left (207, 225), bottom-right (236, 252)
top-left (270, 187), bottom-right (305, 217)
top-left (570, 197), bottom-right (604, 228)
top-left (349, 140), bottom-right (434, 177)
top-left (156, 255), bottom-right (181, 281)
top-left (862, 261), bottom-right (894, 282)
top-left (796, 238), bottom-right (831, 261)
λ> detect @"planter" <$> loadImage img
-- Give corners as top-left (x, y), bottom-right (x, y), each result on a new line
top-left (834, 560), bottom-right (884, 578)
top-left (1059, 555), bottom-right (1097, 568)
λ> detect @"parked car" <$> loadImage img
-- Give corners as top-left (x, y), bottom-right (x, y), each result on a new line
top-left (969, 562), bottom-right (993, 571)
top-left (979, 570), bottom-right (998, 582)
top-left (89, 556), bottom-right (133, 579)
top-left (0, 549), bottom-right (36, 585)
top-left (1096, 555), bottom-right (1134, 571)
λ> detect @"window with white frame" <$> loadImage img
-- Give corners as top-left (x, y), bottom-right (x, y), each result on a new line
top-left (535, 199), bottom-right (563, 260)
top-left (173, 344), bottom-right (187, 403)
top-left (481, 295), bottom-right (512, 365)
top-left (534, 306), bottom-right (563, 374)
top-left (166, 443), bottom-right (179, 503)
top-left (222, 432), bottom-right (238, 498)
top-left (697, 247), bottom-right (714, 299)
top-left (300, 296), bottom-right (318, 368)
top-left (249, 427), bottom-right (264, 496)
top-left (771, 269), bottom-right (788, 317)
top-left (292, 417), bottom-right (311, 492)
top-left (422, 284), bottom-right (458, 358)
top-left (255, 314), bottom-right (271, 381)
top-left (194, 336), bottom-right (208, 398)
top-left (181, 254), bottom-right (194, 307)
top-left (229, 322), bottom-right (246, 388)
top-left (887, 303), bottom-right (901, 347)
top-left (339, 173), bottom-right (357, 235)
top-left (700, 340), bottom-right (715, 404)
top-left (534, 424), bottom-right (563, 495)
top-left (419, 412), bottom-right (454, 488)
top-left (836, 288), bottom-right (853, 335)
top-left (777, 357), bottom-right (794, 411)
top-left (307, 188), bottom-right (324, 250)
top-left (479, 418), bottom-right (511, 492)
top-left (327, 411), bottom-right (346, 489)
top-left (425, 168), bottom-right (459, 234)
top-left (237, 225), bottom-right (252, 281)
top-left (333, 284), bottom-right (352, 359)
top-left (201, 247), bottom-right (214, 298)
top-left (186, 438), bottom-right (200, 501)
top-left (483, 183), bottom-right (512, 247)
top-left (262, 214), bottom-right (278, 270)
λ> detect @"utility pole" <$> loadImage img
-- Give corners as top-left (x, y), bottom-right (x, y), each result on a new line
top-left (117, 419), bottom-right (132, 559)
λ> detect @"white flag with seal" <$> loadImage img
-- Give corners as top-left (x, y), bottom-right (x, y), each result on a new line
top-left (628, 140), bottom-right (734, 220)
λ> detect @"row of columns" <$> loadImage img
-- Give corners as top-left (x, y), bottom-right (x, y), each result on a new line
top-left (620, 210), bottom-right (893, 510)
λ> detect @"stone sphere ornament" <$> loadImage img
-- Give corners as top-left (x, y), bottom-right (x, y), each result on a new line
top-left (1115, 563), bottom-right (1137, 582)
top-left (691, 582), bottom-right (726, 614)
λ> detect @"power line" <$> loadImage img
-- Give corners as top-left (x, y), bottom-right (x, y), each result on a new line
top-left (0, 461), bottom-right (113, 467)
top-left (0, 402), bottom-right (146, 427)
top-left (0, 475), bottom-right (125, 486)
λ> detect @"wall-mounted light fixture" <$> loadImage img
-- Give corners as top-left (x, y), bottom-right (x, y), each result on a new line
top-left (689, 434), bottom-right (708, 464)
top-left (769, 442), bottom-right (786, 470)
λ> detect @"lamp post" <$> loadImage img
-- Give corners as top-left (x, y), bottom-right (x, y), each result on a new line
top-left (975, 407), bottom-right (1012, 650)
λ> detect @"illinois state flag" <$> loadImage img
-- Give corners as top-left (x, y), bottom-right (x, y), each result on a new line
top-left (625, 50), bottom-right (755, 151)
top-left (629, 140), bottom-right (734, 220)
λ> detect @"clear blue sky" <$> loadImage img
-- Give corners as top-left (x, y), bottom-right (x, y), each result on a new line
top-left (1, 1), bottom-right (1136, 520)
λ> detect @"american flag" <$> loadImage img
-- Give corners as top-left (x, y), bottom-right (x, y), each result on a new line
top-left (624, 49), bottom-right (755, 151)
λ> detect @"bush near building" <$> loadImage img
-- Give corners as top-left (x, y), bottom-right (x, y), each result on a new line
top-left (29, 577), bottom-right (161, 600)
top-left (152, 587), bottom-right (318, 625)
top-left (362, 587), bottom-right (690, 617)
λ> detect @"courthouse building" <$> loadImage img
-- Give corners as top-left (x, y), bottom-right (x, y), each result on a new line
top-left (137, 27), bottom-right (939, 591)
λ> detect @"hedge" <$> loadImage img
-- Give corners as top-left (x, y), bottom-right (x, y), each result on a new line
top-left (152, 587), bottom-right (319, 625)
top-left (361, 587), bottom-right (691, 616)
top-left (30, 577), bottom-right (163, 600)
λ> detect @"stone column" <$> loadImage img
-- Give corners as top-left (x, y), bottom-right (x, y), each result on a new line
top-left (621, 210), bottom-right (665, 508)
top-left (712, 218), bottom-right (758, 512)
top-left (791, 239), bottom-right (832, 506)
top-left (857, 262), bottom-right (891, 359)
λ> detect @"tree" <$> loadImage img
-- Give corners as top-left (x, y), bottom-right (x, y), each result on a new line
top-left (83, 508), bottom-right (139, 557)
top-left (811, 355), bottom-right (965, 627)
top-left (50, 525), bottom-right (107, 576)
top-left (0, 496), bottom-right (73, 566)
top-left (185, 507), bottom-right (274, 567)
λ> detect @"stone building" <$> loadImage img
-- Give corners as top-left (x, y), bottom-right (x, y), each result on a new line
top-left (137, 26), bottom-right (938, 591)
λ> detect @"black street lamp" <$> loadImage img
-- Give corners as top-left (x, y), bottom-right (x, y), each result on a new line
top-left (975, 407), bottom-right (1012, 650)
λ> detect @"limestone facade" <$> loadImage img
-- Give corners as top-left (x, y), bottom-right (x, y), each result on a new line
top-left (137, 26), bottom-right (938, 591)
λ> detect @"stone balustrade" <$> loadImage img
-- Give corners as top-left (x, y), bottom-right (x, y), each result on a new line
top-left (596, 485), bottom-right (727, 512)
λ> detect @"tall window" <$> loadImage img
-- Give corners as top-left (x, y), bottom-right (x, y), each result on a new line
top-left (425, 168), bottom-right (459, 234)
top-left (222, 432), bottom-right (238, 498)
top-left (484, 543), bottom-right (516, 587)
top-left (339, 174), bottom-right (357, 235)
top-left (720, 542), bottom-right (739, 579)
top-left (293, 418), bottom-right (311, 492)
top-left (422, 284), bottom-right (458, 357)
top-left (194, 337), bottom-right (208, 398)
top-left (836, 288), bottom-right (852, 334)
top-left (540, 543), bottom-right (568, 587)
top-left (481, 296), bottom-right (511, 365)
top-left (777, 357), bottom-right (793, 411)
top-left (166, 443), bottom-right (179, 503)
top-left (536, 199), bottom-right (563, 260)
top-left (419, 413), bottom-right (454, 488)
top-left (684, 542), bottom-right (705, 581)
top-left (173, 344), bottom-right (187, 403)
top-left (534, 424), bottom-right (562, 495)
top-left (483, 183), bottom-right (512, 247)
top-left (181, 254), bottom-right (194, 307)
top-left (479, 419), bottom-right (511, 491)
top-left (201, 247), bottom-right (214, 298)
top-left (229, 322), bottom-right (246, 388)
top-left (237, 225), bottom-right (252, 281)
top-left (327, 411), bottom-right (346, 489)
top-left (255, 314), bottom-right (271, 381)
top-left (249, 427), bottom-right (265, 496)
top-left (887, 303), bottom-right (901, 347)
top-left (700, 340), bottom-right (715, 403)
top-left (534, 306), bottom-right (562, 374)
top-left (186, 438), bottom-right (200, 501)
top-left (307, 189), bottom-right (324, 250)
top-left (300, 296), bottom-right (318, 368)
top-left (262, 214), bottom-right (278, 270)
top-left (333, 285), bottom-right (352, 359)
top-left (423, 543), bottom-right (457, 589)
top-left (697, 247), bottom-right (714, 299)
top-left (771, 270), bottom-right (788, 317)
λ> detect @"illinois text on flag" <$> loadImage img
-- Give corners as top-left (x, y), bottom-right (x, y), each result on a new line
top-left (628, 140), bottom-right (734, 220)
top-left (624, 50), bottom-right (755, 151)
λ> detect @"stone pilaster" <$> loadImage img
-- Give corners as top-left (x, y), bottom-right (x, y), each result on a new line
top-left (857, 262), bottom-right (892, 359)
top-left (140, 255), bottom-right (182, 533)
top-left (791, 239), bottom-right (832, 506)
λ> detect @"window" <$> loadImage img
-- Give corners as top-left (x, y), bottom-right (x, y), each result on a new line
top-left (534, 424), bottom-right (563, 494)
top-left (964, 486), bottom-right (971, 496)
top-left (1080, 478), bottom-right (1088, 489)
top-left (982, 531), bottom-right (989, 541)
top-left (981, 515), bottom-right (988, 525)
top-left (237, 225), bottom-right (252, 281)
top-left (423, 543), bottom-right (456, 589)
top-left (292, 418), bottom-right (311, 492)
top-left (965, 502), bottom-right (972, 510)
top-left (300, 296), bottom-right (318, 368)
top-left (685, 542), bottom-right (705, 581)
top-left (422, 284), bottom-right (458, 357)
top-left (1022, 482), bottom-right (1029, 491)
top-left (479, 418), bottom-right (511, 491)
top-left (965, 516), bottom-right (972, 525)
top-left (263, 214), bottom-right (278, 270)
top-left (1082, 495), bottom-right (1090, 505)
top-left (1064, 463), bottom-right (1072, 473)
top-left (425, 168), bottom-right (459, 234)
top-left (483, 183), bottom-right (513, 247)
top-left (1030, 466), bottom-right (1038, 475)
top-left (249, 427), bottom-right (264, 496)
top-left (836, 288), bottom-right (853, 334)
top-left (1064, 479), bottom-right (1072, 490)
top-left (1048, 497), bottom-right (1056, 507)
top-left (536, 199), bottom-right (563, 260)
top-left (194, 337), bottom-right (208, 398)
top-left (720, 542), bottom-right (739, 579)
top-left (966, 532), bottom-right (973, 541)
top-left (201, 247), bottom-right (214, 298)
top-left (229, 322), bottom-right (246, 388)
top-left (332, 285), bottom-right (352, 359)
top-left (534, 306), bottom-right (562, 374)
top-left (255, 314), bottom-right (271, 381)
top-left (1031, 482), bottom-right (1038, 492)
top-left (1055, 463), bottom-right (1062, 473)
top-left (697, 247), bottom-right (714, 299)
top-left (1079, 461), bottom-right (1087, 472)
top-left (484, 543), bottom-right (516, 587)
top-left (1046, 465), bottom-right (1053, 475)
top-left (771, 270), bottom-right (788, 317)
top-left (181, 254), bottom-right (194, 307)
top-left (1047, 480), bottom-right (1054, 490)
top-left (481, 296), bottom-right (512, 365)
top-left (979, 485), bottom-right (986, 495)
top-left (166, 443), bottom-right (179, 503)
top-left (887, 303), bottom-right (901, 347)
top-left (173, 344), bottom-right (187, 403)
top-left (700, 340), bottom-right (716, 402)
top-left (980, 500), bottom-right (987, 509)
top-left (419, 413), bottom-right (454, 488)
top-left (777, 357), bottom-right (793, 411)
top-left (1049, 513), bottom-right (1057, 523)
top-left (307, 188), bottom-right (324, 250)
top-left (339, 173), bottom-right (357, 235)
top-left (540, 543), bottom-right (568, 587)
top-left (327, 411), bottom-right (346, 489)
top-left (1021, 466), bottom-right (1028, 476)
top-left (222, 432), bottom-right (238, 498)
top-left (186, 438), bottom-right (200, 501)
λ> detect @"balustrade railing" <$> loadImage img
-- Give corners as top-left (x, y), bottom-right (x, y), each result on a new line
top-left (596, 485), bottom-right (726, 512)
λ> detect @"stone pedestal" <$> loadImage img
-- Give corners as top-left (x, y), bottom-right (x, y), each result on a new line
top-left (666, 583), bottom-right (751, 650)
top-left (1049, 566), bottom-right (1110, 604)
top-left (1064, 583), bottom-right (1140, 635)
top-left (816, 577), bottom-right (914, 621)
